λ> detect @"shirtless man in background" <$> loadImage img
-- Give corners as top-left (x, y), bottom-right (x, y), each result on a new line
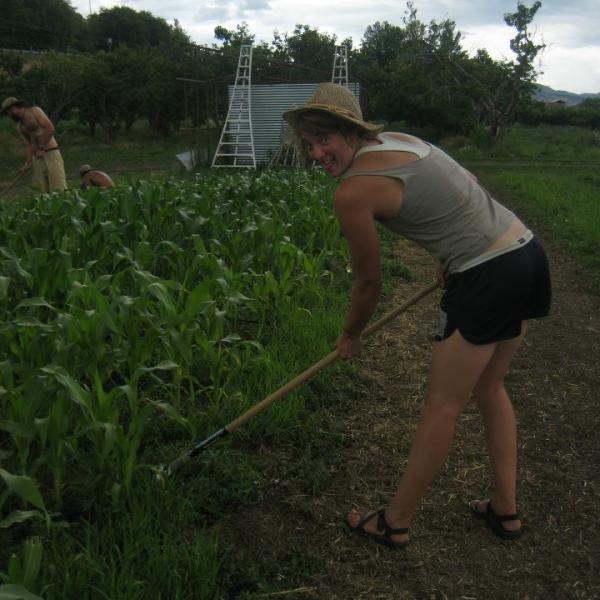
top-left (79, 164), bottom-right (115, 189)
top-left (1, 97), bottom-right (67, 192)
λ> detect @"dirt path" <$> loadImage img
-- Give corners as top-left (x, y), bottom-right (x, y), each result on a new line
top-left (220, 207), bottom-right (600, 599)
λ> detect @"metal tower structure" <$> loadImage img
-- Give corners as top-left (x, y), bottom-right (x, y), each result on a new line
top-left (331, 45), bottom-right (349, 87)
top-left (212, 45), bottom-right (256, 168)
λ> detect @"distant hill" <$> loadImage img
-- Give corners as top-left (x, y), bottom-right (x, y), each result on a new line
top-left (534, 84), bottom-right (600, 105)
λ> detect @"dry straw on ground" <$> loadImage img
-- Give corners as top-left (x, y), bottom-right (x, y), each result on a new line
top-left (220, 231), bottom-right (599, 599)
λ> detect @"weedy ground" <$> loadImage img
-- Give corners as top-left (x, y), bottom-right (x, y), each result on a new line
top-left (214, 190), bottom-right (600, 600)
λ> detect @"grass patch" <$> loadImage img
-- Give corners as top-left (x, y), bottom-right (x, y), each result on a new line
top-left (0, 118), bottom-right (217, 190)
top-left (445, 123), bottom-right (600, 161)
top-left (474, 166), bottom-right (600, 289)
top-left (42, 475), bottom-right (222, 600)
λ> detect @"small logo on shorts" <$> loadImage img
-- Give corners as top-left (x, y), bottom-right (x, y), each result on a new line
top-left (435, 309), bottom-right (448, 342)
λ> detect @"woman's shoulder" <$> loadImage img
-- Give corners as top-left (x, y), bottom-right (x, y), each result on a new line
top-left (379, 131), bottom-right (429, 148)
top-left (351, 132), bottom-right (430, 170)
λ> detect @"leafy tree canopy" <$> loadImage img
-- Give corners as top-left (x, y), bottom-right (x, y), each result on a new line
top-left (0, 0), bottom-right (88, 51)
top-left (88, 6), bottom-right (190, 50)
top-left (0, 0), bottom-right (558, 144)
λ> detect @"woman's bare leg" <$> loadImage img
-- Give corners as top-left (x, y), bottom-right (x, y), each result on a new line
top-left (347, 329), bottom-right (498, 542)
top-left (470, 322), bottom-right (528, 530)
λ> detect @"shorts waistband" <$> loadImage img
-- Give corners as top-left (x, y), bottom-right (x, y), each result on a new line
top-left (456, 229), bottom-right (534, 273)
top-left (44, 147), bottom-right (60, 152)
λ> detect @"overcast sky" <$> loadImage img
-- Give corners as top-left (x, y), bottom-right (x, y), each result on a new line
top-left (72, 0), bottom-right (600, 94)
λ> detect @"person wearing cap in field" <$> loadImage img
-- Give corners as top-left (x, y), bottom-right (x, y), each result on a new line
top-left (0, 96), bottom-right (67, 193)
top-left (79, 164), bottom-right (115, 190)
top-left (284, 83), bottom-right (551, 547)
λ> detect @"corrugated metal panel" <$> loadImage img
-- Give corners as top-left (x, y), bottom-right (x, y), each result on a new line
top-left (227, 83), bottom-right (361, 165)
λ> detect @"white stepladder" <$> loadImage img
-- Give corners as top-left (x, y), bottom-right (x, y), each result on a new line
top-left (331, 45), bottom-right (349, 87)
top-left (269, 119), bottom-right (301, 168)
top-left (212, 44), bottom-right (256, 168)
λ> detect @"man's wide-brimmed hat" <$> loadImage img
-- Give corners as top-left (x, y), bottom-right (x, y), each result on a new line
top-left (283, 83), bottom-right (382, 133)
top-left (0, 96), bottom-right (22, 115)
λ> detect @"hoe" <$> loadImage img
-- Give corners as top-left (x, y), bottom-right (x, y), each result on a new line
top-left (155, 280), bottom-right (439, 483)
top-left (0, 166), bottom-right (30, 199)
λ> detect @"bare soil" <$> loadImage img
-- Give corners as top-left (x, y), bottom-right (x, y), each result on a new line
top-left (219, 204), bottom-right (600, 598)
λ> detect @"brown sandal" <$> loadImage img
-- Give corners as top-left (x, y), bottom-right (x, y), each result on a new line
top-left (469, 499), bottom-right (522, 540)
top-left (345, 508), bottom-right (409, 548)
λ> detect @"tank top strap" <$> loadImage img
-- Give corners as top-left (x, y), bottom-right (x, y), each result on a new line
top-left (354, 132), bottom-right (431, 159)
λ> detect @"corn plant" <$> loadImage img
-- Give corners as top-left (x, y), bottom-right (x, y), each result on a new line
top-left (0, 169), bottom-right (346, 516)
top-left (0, 167), bottom-right (358, 599)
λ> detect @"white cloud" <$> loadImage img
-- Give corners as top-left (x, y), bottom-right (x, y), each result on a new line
top-left (71, 0), bottom-right (600, 93)
top-left (537, 45), bottom-right (600, 94)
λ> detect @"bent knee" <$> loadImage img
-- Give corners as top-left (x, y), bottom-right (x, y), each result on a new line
top-left (422, 392), bottom-right (467, 422)
top-left (474, 377), bottom-right (506, 401)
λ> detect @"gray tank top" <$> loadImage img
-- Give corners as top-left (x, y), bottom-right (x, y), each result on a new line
top-left (342, 133), bottom-right (516, 274)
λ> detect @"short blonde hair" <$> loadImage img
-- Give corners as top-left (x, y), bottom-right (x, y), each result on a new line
top-left (287, 109), bottom-right (381, 164)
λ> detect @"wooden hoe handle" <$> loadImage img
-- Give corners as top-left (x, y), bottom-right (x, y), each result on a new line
top-left (0, 170), bottom-right (28, 199)
top-left (227, 279), bottom-right (439, 432)
top-left (167, 280), bottom-right (439, 474)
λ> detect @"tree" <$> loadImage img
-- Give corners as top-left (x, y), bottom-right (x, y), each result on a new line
top-left (141, 45), bottom-right (193, 136)
top-left (0, 51), bottom-right (24, 78)
top-left (460, 2), bottom-right (545, 140)
top-left (352, 21), bottom-right (405, 122)
top-left (14, 52), bottom-right (87, 124)
top-left (213, 22), bottom-right (255, 48)
top-left (572, 98), bottom-right (600, 128)
top-left (76, 49), bottom-right (148, 140)
top-left (353, 6), bottom-right (473, 136)
top-left (360, 21), bottom-right (407, 68)
top-left (284, 25), bottom-right (338, 76)
top-left (0, 0), bottom-right (89, 51)
top-left (87, 6), bottom-right (188, 51)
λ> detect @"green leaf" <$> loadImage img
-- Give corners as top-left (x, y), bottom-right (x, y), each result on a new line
top-left (0, 471), bottom-right (46, 511)
top-left (13, 319), bottom-right (53, 332)
top-left (21, 539), bottom-right (42, 591)
top-left (184, 282), bottom-right (212, 316)
top-left (0, 362), bottom-right (12, 388)
top-left (0, 420), bottom-right (33, 439)
top-left (40, 366), bottom-right (91, 414)
top-left (147, 282), bottom-right (176, 314)
top-left (226, 292), bottom-right (251, 305)
top-left (0, 511), bottom-right (44, 529)
top-left (0, 247), bottom-right (33, 287)
top-left (138, 360), bottom-right (179, 373)
top-left (0, 584), bottom-right (44, 600)
top-left (33, 417), bottom-right (50, 447)
top-left (0, 276), bottom-right (10, 300)
top-left (151, 401), bottom-right (191, 430)
top-left (15, 298), bottom-right (56, 311)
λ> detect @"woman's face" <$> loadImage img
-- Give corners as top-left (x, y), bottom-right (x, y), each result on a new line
top-left (8, 106), bottom-right (22, 122)
top-left (300, 130), bottom-right (358, 177)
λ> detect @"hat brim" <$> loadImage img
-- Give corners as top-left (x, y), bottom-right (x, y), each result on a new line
top-left (283, 104), bottom-right (382, 133)
top-left (0, 100), bottom-right (20, 116)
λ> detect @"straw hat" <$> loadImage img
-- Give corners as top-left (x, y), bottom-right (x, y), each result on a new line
top-left (0, 96), bottom-right (22, 115)
top-left (283, 83), bottom-right (382, 133)
top-left (79, 164), bottom-right (93, 177)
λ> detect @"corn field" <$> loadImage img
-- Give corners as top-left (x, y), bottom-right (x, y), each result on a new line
top-left (0, 170), bottom-right (348, 598)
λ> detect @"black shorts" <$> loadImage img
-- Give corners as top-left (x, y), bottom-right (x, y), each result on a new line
top-left (435, 237), bottom-right (552, 345)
